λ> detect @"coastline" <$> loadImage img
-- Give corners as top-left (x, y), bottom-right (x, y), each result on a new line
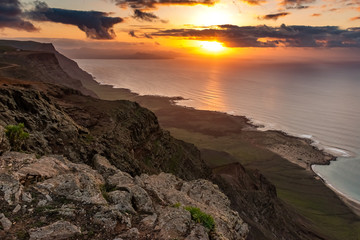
top-left (312, 166), bottom-right (360, 216)
top-left (79, 77), bottom-right (360, 232)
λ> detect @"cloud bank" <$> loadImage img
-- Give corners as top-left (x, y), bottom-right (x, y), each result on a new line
top-left (153, 24), bottom-right (360, 47)
top-left (27, 1), bottom-right (123, 39)
top-left (0, 0), bottom-right (37, 31)
top-left (258, 12), bottom-right (290, 20)
top-left (112, 0), bottom-right (217, 9)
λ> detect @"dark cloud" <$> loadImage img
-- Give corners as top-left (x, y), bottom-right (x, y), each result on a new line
top-left (143, 33), bottom-right (153, 39)
top-left (112, 0), bottom-right (217, 9)
top-left (153, 24), bottom-right (360, 48)
top-left (129, 30), bottom-right (138, 37)
top-left (279, 0), bottom-right (315, 9)
top-left (133, 9), bottom-right (159, 21)
top-left (258, 12), bottom-right (290, 20)
top-left (129, 30), bottom-right (154, 39)
top-left (26, 1), bottom-right (123, 39)
top-left (0, 0), bottom-right (37, 31)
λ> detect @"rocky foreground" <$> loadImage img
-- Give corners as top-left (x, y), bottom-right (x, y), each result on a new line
top-left (0, 152), bottom-right (248, 239)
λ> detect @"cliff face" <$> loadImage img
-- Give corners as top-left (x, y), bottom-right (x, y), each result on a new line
top-left (0, 79), bottom-right (208, 180)
top-left (0, 41), bottom-right (96, 98)
top-left (0, 40), bottom-right (99, 91)
top-left (0, 152), bottom-right (248, 239)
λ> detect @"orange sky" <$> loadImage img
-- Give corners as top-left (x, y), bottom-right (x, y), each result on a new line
top-left (2, 0), bottom-right (360, 57)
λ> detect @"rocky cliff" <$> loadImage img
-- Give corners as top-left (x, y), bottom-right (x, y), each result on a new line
top-left (0, 79), bottom-right (209, 180)
top-left (0, 152), bottom-right (248, 239)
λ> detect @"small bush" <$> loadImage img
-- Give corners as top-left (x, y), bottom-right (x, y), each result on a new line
top-left (172, 202), bottom-right (181, 208)
top-left (184, 206), bottom-right (215, 231)
top-left (5, 123), bottom-right (29, 151)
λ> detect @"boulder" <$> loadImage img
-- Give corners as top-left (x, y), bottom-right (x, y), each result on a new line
top-left (29, 221), bottom-right (81, 240)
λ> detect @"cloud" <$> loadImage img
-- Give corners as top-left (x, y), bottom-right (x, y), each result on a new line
top-left (258, 12), bottom-right (290, 20)
top-left (279, 0), bottom-right (315, 9)
top-left (129, 30), bottom-right (138, 37)
top-left (242, 0), bottom-right (267, 5)
top-left (133, 9), bottom-right (159, 21)
top-left (350, 16), bottom-right (360, 20)
top-left (129, 29), bottom-right (154, 38)
top-left (26, 1), bottom-right (123, 39)
top-left (112, 0), bottom-right (217, 9)
top-left (153, 24), bottom-right (360, 47)
top-left (0, 0), bottom-right (37, 31)
top-left (311, 13), bottom-right (321, 16)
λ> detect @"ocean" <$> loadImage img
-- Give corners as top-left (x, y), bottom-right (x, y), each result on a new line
top-left (76, 58), bottom-right (360, 204)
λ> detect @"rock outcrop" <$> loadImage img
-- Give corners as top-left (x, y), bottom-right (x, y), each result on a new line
top-left (0, 152), bottom-right (248, 240)
top-left (0, 80), bottom-right (209, 181)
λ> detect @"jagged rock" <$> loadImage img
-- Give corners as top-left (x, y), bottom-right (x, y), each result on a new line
top-left (21, 191), bottom-right (32, 202)
top-left (108, 190), bottom-right (136, 214)
top-left (130, 185), bottom-right (154, 214)
top-left (0, 213), bottom-right (12, 231)
top-left (18, 156), bottom-right (70, 179)
top-left (12, 204), bottom-right (21, 213)
top-left (93, 206), bottom-right (125, 230)
top-left (59, 204), bottom-right (76, 217)
top-left (29, 220), bottom-right (81, 240)
top-left (0, 171), bottom-right (22, 205)
top-left (93, 154), bottom-right (119, 178)
top-left (107, 171), bottom-right (134, 189)
top-left (137, 173), bottom-right (249, 240)
top-left (156, 207), bottom-right (191, 239)
top-left (0, 153), bottom-right (248, 239)
top-left (34, 156), bottom-right (106, 205)
top-left (140, 214), bottom-right (157, 227)
top-left (185, 224), bottom-right (210, 240)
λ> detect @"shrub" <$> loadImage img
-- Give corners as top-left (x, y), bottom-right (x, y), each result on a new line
top-left (5, 123), bottom-right (29, 151)
top-left (172, 202), bottom-right (181, 208)
top-left (184, 206), bottom-right (215, 230)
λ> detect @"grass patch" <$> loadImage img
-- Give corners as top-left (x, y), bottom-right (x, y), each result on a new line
top-left (172, 202), bottom-right (181, 208)
top-left (184, 206), bottom-right (215, 231)
top-left (5, 123), bottom-right (29, 151)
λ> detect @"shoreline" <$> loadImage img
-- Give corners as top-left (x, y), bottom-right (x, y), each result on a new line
top-left (80, 75), bottom-right (360, 218)
top-left (312, 166), bottom-right (360, 216)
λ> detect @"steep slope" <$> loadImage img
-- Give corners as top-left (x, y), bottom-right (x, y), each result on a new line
top-left (0, 40), bottom-right (99, 89)
top-left (0, 79), bottom-right (209, 180)
top-left (0, 40), bottom-right (97, 97)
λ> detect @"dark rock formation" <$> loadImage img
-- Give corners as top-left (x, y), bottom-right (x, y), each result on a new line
top-left (0, 80), bottom-right (209, 180)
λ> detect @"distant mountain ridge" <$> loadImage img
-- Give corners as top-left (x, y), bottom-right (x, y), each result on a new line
top-left (0, 40), bottom-right (98, 97)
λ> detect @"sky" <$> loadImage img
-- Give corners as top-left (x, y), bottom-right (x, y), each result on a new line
top-left (1, 0), bottom-right (360, 59)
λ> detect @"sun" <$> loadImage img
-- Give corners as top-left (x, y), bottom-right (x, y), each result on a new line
top-left (200, 41), bottom-right (225, 52)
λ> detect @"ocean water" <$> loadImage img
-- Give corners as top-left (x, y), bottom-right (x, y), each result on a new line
top-left (76, 58), bottom-right (360, 203)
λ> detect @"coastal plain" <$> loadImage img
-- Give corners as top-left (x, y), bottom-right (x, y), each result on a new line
top-left (84, 82), bottom-right (360, 240)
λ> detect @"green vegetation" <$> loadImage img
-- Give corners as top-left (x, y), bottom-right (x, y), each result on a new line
top-left (5, 123), bottom-right (29, 151)
top-left (184, 206), bottom-right (215, 230)
top-left (16, 230), bottom-right (29, 240)
top-left (172, 202), bottom-right (181, 208)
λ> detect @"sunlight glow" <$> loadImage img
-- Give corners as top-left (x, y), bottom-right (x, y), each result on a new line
top-left (200, 41), bottom-right (225, 52)
top-left (192, 7), bottom-right (232, 26)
